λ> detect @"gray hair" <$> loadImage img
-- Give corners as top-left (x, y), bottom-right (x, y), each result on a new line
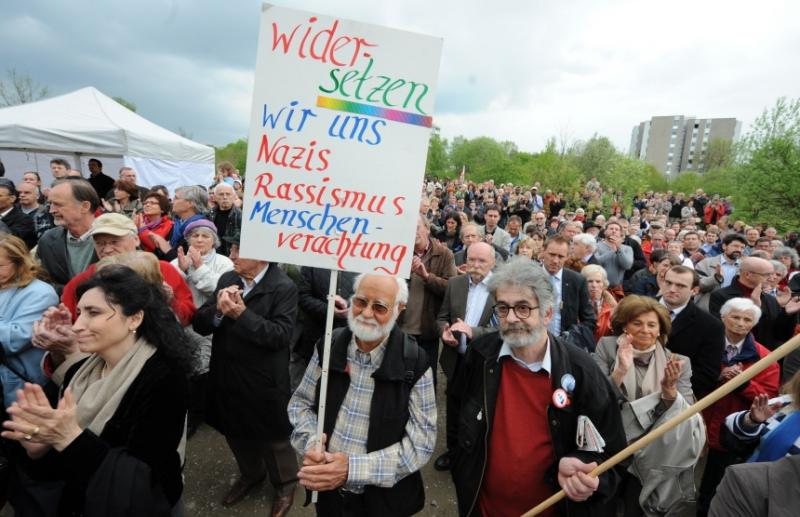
top-left (186, 226), bottom-right (221, 249)
top-left (572, 233), bottom-right (596, 252)
top-left (774, 246), bottom-right (799, 268)
top-left (487, 257), bottom-right (554, 318)
top-left (352, 274), bottom-right (409, 305)
top-left (175, 185), bottom-right (209, 215)
top-left (581, 264), bottom-right (609, 288)
top-left (770, 259), bottom-right (788, 276)
top-left (720, 297), bottom-right (762, 322)
top-left (461, 222), bottom-right (479, 239)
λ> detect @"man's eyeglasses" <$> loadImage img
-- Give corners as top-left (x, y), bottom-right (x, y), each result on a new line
top-left (351, 296), bottom-right (392, 316)
top-left (493, 303), bottom-right (539, 319)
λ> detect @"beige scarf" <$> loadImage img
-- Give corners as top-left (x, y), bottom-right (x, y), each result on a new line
top-left (620, 343), bottom-right (668, 401)
top-left (69, 338), bottom-right (156, 435)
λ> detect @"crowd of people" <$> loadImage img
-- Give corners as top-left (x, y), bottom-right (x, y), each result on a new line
top-left (0, 156), bottom-right (797, 517)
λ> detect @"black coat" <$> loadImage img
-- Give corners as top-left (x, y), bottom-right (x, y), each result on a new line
top-left (194, 264), bottom-right (297, 439)
top-left (558, 268), bottom-right (597, 340)
top-left (449, 332), bottom-right (626, 516)
top-left (296, 267), bottom-right (357, 362)
top-left (35, 226), bottom-right (99, 295)
top-left (666, 300), bottom-right (726, 400)
top-left (1, 205), bottom-right (36, 250)
top-left (10, 350), bottom-right (187, 516)
top-left (709, 276), bottom-right (797, 351)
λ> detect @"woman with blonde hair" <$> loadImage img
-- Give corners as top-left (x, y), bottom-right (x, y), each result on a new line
top-left (581, 264), bottom-right (617, 343)
top-left (0, 235), bottom-right (59, 405)
top-left (594, 295), bottom-right (704, 516)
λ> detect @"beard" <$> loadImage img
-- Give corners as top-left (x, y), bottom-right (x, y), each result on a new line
top-left (348, 310), bottom-right (398, 343)
top-left (500, 321), bottom-right (546, 349)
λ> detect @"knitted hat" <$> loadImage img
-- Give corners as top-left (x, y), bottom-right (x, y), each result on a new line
top-left (183, 219), bottom-right (218, 239)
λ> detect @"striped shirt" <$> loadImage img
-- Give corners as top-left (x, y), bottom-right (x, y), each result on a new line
top-left (288, 336), bottom-right (437, 493)
top-left (724, 395), bottom-right (800, 458)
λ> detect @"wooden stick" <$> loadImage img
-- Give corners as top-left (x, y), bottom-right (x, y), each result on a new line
top-left (311, 269), bottom-right (339, 504)
top-left (521, 333), bottom-right (800, 517)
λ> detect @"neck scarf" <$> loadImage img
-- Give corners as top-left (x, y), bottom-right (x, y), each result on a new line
top-left (620, 343), bottom-right (668, 401)
top-left (139, 214), bottom-right (168, 233)
top-left (69, 338), bottom-right (156, 435)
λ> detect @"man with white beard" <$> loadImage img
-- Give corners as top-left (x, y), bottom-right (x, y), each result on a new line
top-left (288, 274), bottom-right (437, 516)
top-left (448, 258), bottom-right (627, 517)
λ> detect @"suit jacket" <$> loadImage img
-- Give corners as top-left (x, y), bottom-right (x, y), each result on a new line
top-left (667, 300), bottom-right (726, 400)
top-left (1, 205), bottom-right (36, 250)
top-left (558, 268), bottom-right (597, 349)
top-left (35, 226), bottom-right (99, 295)
top-left (709, 277), bottom-right (796, 351)
top-left (709, 454), bottom-right (800, 517)
top-left (436, 274), bottom-right (496, 379)
top-left (194, 264), bottom-right (297, 440)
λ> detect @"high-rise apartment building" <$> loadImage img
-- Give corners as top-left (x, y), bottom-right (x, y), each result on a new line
top-left (629, 116), bottom-right (741, 175)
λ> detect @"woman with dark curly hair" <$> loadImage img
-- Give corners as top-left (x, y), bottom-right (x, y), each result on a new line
top-left (3, 265), bottom-right (191, 516)
top-left (435, 212), bottom-right (463, 252)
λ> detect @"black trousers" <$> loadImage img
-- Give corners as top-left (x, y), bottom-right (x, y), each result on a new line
top-left (696, 448), bottom-right (738, 517)
top-left (316, 489), bottom-right (367, 517)
top-left (224, 436), bottom-right (298, 496)
top-left (444, 352), bottom-right (464, 452)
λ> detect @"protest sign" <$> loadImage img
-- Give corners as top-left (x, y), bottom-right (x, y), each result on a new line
top-left (240, 3), bottom-right (443, 278)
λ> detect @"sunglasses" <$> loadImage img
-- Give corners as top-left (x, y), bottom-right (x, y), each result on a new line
top-left (351, 296), bottom-right (392, 316)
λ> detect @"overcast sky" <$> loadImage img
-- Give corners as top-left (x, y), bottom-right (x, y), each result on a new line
top-left (3, 0), bottom-right (798, 153)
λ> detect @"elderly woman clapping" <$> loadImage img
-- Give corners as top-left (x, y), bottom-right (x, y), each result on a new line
top-left (697, 297), bottom-right (781, 515)
top-left (594, 295), bottom-right (704, 516)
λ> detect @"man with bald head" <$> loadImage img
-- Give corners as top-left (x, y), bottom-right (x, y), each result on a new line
top-left (434, 241), bottom-right (498, 470)
top-left (209, 183), bottom-right (242, 256)
top-left (710, 256), bottom-right (800, 350)
top-left (289, 273), bottom-right (436, 516)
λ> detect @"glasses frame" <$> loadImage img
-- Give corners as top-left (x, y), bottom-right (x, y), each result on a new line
top-left (493, 303), bottom-right (540, 320)
top-left (351, 296), bottom-right (392, 316)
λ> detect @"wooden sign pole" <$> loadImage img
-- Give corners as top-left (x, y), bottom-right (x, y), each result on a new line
top-left (521, 334), bottom-right (800, 517)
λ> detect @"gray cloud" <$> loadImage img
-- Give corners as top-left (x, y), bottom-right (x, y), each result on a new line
top-left (3, 0), bottom-right (799, 153)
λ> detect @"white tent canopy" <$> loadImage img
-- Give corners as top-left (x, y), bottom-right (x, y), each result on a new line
top-left (0, 86), bottom-right (214, 193)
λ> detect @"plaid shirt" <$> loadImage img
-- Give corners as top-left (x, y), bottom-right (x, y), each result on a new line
top-left (33, 205), bottom-right (55, 240)
top-left (288, 336), bottom-right (437, 493)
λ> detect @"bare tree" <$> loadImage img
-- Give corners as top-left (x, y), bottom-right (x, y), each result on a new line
top-left (0, 68), bottom-right (49, 107)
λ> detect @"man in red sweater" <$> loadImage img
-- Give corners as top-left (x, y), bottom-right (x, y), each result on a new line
top-left (449, 258), bottom-right (627, 517)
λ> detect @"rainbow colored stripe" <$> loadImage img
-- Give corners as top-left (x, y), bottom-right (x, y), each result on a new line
top-left (316, 96), bottom-right (432, 128)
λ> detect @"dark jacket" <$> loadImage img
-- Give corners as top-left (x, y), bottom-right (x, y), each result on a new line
top-left (194, 264), bottom-right (297, 439)
top-left (397, 238), bottom-right (457, 339)
top-left (314, 326), bottom-right (429, 517)
top-left (1, 205), bottom-right (36, 249)
top-left (11, 350), bottom-right (187, 516)
top-left (296, 267), bottom-right (357, 362)
top-left (449, 332), bottom-right (626, 516)
top-left (36, 226), bottom-right (99, 294)
top-left (622, 236), bottom-right (647, 280)
top-left (709, 276), bottom-right (797, 350)
top-left (558, 268), bottom-right (597, 351)
top-left (666, 300), bottom-right (726, 400)
top-left (209, 205), bottom-right (242, 256)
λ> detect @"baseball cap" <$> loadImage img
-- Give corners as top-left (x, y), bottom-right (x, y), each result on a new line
top-left (89, 213), bottom-right (137, 237)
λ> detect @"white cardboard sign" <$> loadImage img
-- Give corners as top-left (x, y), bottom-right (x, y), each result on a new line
top-left (240, 4), bottom-right (443, 277)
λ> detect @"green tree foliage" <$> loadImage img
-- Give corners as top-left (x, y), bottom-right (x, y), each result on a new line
top-left (738, 96), bottom-right (800, 160)
top-left (215, 138), bottom-right (248, 176)
top-left (570, 134), bottom-right (619, 183)
top-left (704, 138), bottom-right (734, 170)
top-left (425, 130), bottom-right (450, 177)
top-left (735, 137), bottom-right (800, 230)
top-left (112, 96), bottom-right (137, 112)
top-left (669, 172), bottom-right (703, 195)
top-left (449, 136), bottom-right (511, 183)
top-left (0, 68), bottom-right (48, 107)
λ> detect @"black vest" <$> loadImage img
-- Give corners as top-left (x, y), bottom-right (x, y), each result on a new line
top-left (313, 326), bottom-right (429, 516)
